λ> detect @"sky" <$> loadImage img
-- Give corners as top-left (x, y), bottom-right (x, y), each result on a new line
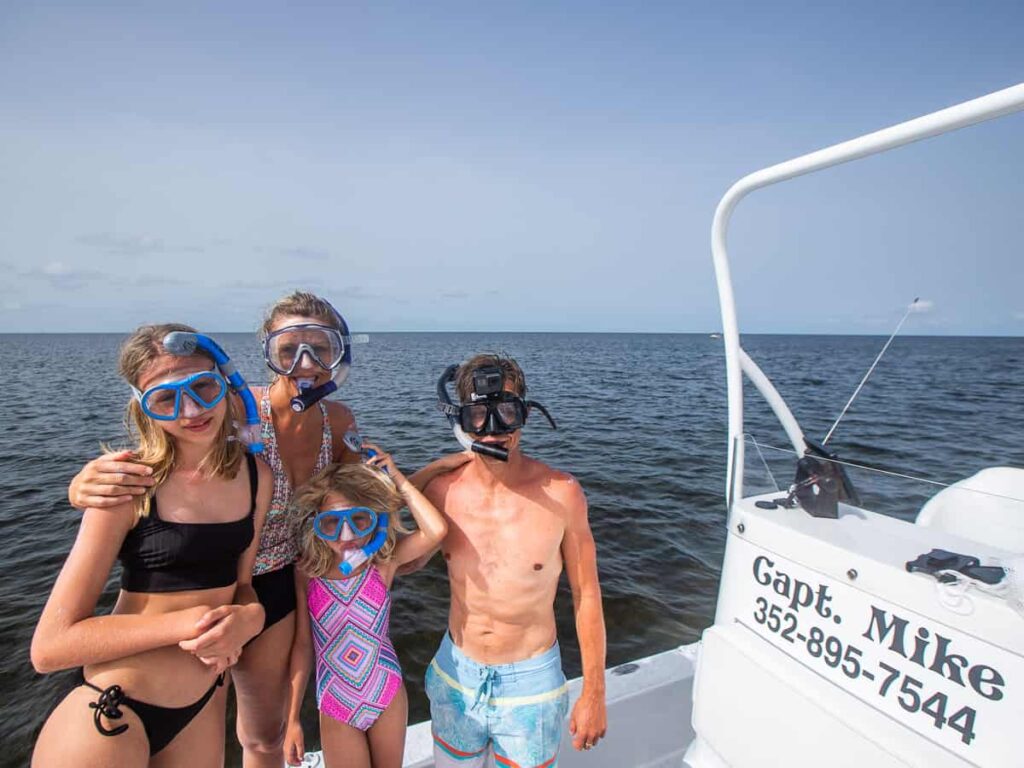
top-left (1, 1), bottom-right (1022, 334)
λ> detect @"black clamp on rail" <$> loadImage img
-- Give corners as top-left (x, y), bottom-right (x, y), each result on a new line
top-left (905, 548), bottom-right (1006, 585)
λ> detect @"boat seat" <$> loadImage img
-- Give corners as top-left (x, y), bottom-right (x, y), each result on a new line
top-left (915, 466), bottom-right (1024, 554)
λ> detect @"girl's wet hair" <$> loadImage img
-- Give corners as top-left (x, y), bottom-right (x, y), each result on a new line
top-left (261, 291), bottom-right (342, 335)
top-left (290, 463), bottom-right (407, 578)
top-left (117, 323), bottom-right (243, 518)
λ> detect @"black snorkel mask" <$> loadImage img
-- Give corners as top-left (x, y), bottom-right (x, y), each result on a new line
top-left (436, 364), bottom-right (557, 461)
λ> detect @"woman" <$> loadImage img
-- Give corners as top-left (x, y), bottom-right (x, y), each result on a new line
top-left (33, 324), bottom-right (272, 766)
top-left (68, 293), bottom-right (361, 766)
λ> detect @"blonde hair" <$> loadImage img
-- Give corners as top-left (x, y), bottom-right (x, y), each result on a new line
top-left (117, 323), bottom-right (244, 519)
top-left (261, 291), bottom-right (342, 336)
top-left (290, 463), bottom-right (406, 578)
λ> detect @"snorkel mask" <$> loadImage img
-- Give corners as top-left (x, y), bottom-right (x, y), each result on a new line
top-left (262, 301), bottom-right (363, 413)
top-left (160, 332), bottom-right (264, 453)
top-left (436, 363), bottom-right (557, 461)
top-left (314, 507), bottom-right (390, 576)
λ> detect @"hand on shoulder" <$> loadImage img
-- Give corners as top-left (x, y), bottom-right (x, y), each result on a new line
top-left (69, 449), bottom-right (155, 509)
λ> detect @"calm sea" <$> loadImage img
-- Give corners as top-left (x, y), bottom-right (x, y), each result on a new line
top-left (2, 332), bottom-right (1022, 766)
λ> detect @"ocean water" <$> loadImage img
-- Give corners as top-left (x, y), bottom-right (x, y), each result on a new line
top-left (1, 332), bottom-right (1022, 766)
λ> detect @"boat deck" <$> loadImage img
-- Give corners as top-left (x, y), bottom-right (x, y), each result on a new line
top-left (296, 643), bottom-right (699, 768)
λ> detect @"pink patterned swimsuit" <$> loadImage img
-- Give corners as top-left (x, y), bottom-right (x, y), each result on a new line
top-left (308, 565), bottom-right (403, 730)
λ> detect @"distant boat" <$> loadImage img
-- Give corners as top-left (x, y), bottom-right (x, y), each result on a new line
top-left (709, 333), bottom-right (721, 339)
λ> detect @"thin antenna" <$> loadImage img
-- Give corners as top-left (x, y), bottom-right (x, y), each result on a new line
top-left (822, 298), bottom-right (920, 445)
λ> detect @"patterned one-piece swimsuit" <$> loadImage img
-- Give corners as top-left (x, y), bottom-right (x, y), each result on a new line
top-left (253, 387), bottom-right (333, 576)
top-left (308, 565), bottom-right (403, 731)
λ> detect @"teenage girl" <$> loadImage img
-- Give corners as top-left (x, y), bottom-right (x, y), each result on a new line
top-left (31, 324), bottom-right (272, 767)
top-left (283, 446), bottom-right (447, 768)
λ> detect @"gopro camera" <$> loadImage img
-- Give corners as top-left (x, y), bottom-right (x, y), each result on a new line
top-left (471, 366), bottom-right (504, 399)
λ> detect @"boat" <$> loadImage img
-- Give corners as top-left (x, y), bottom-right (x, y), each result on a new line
top-left (298, 82), bottom-right (1024, 768)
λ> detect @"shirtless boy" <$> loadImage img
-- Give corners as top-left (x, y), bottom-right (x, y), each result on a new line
top-left (413, 354), bottom-right (607, 767)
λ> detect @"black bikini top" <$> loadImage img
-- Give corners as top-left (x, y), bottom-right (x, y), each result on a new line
top-left (119, 453), bottom-right (257, 593)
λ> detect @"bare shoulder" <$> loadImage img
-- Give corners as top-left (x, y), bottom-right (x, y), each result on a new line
top-left (254, 457), bottom-right (274, 491)
top-left (423, 460), bottom-right (470, 502)
top-left (526, 458), bottom-right (585, 502)
top-left (325, 401), bottom-right (359, 461)
top-left (82, 499), bottom-right (138, 534)
top-left (520, 457), bottom-right (587, 520)
top-left (324, 400), bottom-right (356, 429)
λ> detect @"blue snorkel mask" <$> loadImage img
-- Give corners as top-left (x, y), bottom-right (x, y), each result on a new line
top-left (132, 370), bottom-right (228, 421)
top-left (161, 332), bottom-right (264, 454)
top-left (313, 507), bottom-right (390, 576)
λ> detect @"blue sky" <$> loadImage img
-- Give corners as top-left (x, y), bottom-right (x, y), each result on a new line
top-left (1, 1), bottom-right (1022, 334)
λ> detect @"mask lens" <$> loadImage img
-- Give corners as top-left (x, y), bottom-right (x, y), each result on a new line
top-left (267, 326), bottom-right (344, 374)
top-left (464, 404), bottom-right (489, 432)
top-left (348, 509), bottom-right (376, 536)
top-left (143, 387), bottom-right (179, 419)
top-left (314, 512), bottom-right (341, 540)
top-left (188, 372), bottom-right (227, 406)
top-left (496, 401), bottom-right (522, 428)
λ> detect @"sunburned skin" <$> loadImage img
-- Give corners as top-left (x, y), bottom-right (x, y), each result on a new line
top-left (426, 455), bottom-right (577, 664)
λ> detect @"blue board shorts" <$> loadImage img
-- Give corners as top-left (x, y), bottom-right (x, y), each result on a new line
top-left (426, 632), bottom-right (570, 768)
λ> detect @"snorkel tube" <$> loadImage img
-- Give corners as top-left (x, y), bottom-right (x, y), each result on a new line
top-left (436, 364), bottom-right (510, 461)
top-left (342, 430), bottom-right (382, 465)
top-left (289, 303), bottom-right (353, 413)
top-left (338, 512), bottom-right (390, 576)
top-left (163, 332), bottom-right (264, 454)
top-left (333, 431), bottom-right (391, 575)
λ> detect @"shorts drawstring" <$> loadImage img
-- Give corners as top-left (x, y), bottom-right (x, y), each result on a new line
top-left (472, 667), bottom-right (499, 710)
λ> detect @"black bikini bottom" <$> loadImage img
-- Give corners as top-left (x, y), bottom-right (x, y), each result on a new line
top-left (252, 563), bottom-right (296, 634)
top-left (79, 671), bottom-right (225, 755)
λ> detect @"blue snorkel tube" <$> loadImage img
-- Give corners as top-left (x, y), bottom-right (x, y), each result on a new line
top-left (334, 430), bottom-right (391, 575)
top-left (337, 512), bottom-right (390, 576)
top-left (163, 332), bottom-right (264, 454)
top-left (289, 304), bottom-right (354, 413)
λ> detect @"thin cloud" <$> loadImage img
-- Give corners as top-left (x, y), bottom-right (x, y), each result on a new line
top-left (18, 261), bottom-right (195, 290)
top-left (909, 299), bottom-right (934, 313)
top-left (27, 261), bottom-right (107, 289)
top-left (280, 246), bottom-right (330, 261)
top-left (77, 232), bottom-right (205, 256)
top-left (1013, 311), bottom-right (1024, 321)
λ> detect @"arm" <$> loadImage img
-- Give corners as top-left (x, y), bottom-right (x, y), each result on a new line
top-left (363, 444), bottom-right (448, 569)
top-left (180, 459), bottom-right (273, 658)
top-left (67, 450), bottom-right (155, 509)
top-left (407, 451), bottom-right (472, 492)
top-left (31, 505), bottom-right (210, 673)
top-left (560, 477), bottom-right (608, 751)
top-left (284, 570), bottom-right (314, 766)
top-left (326, 402), bottom-right (362, 464)
top-left (395, 469), bottom-right (453, 575)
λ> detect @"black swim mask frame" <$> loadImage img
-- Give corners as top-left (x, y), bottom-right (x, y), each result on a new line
top-left (436, 364), bottom-right (557, 460)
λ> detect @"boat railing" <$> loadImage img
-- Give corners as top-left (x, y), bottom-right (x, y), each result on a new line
top-left (712, 83), bottom-right (1024, 515)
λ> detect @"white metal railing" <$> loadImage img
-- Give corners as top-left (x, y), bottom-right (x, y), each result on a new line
top-left (712, 83), bottom-right (1024, 512)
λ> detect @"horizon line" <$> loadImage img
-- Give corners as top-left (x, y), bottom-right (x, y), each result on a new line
top-left (2, 330), bottom-right (1022, 339)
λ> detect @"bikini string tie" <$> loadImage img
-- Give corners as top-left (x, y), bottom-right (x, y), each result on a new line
top-left (88, 684), bottom-right (130, 737)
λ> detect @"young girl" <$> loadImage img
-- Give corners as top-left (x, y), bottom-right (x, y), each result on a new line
top-left (31, 324), bottom-right (272, 767)
top-left (283, 445), bottom-right (448, 768)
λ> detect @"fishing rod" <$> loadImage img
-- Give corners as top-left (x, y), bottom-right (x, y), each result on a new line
top-left (822, 297), bottom-right (920, 446)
